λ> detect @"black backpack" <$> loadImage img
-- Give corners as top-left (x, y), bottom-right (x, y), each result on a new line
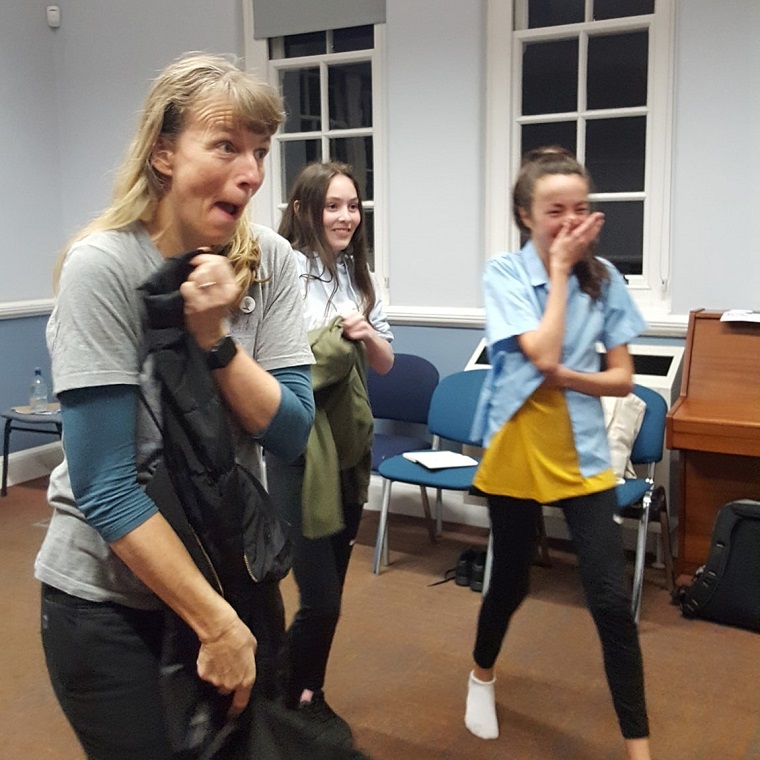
top-left (678, 499), bottom-right (760, 633)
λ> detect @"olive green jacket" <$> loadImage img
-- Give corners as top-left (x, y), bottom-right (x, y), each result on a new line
top-left (302, 317), bottom-right (374, 539)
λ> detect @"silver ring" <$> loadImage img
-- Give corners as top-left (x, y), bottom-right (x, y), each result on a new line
top-left (198, 281), bottom-right (217, 289)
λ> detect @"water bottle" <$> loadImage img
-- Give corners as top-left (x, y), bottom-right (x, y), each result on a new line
top-left (29, 367), bottom-right (49, 414)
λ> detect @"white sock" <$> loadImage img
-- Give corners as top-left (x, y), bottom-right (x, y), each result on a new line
top-left (464, 671), bottom-right (499, 740)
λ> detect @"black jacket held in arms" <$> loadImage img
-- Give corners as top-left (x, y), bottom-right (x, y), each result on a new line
top-left (138, 249), bottom-right (291, 606)
top-left (137, 252), bottom-right (371, 760)
top-left (137, 250), bottom-right (293, 758)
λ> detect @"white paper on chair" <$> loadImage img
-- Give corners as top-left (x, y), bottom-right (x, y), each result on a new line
top-left (402, 450), bottom-right (478, 469)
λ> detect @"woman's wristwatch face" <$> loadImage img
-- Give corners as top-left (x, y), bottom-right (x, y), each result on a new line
top-left (206, 335), bottom-right (237, 370)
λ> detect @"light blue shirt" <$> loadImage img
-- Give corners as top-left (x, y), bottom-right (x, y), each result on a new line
top-left (472, 241), bottom-right (648, 478)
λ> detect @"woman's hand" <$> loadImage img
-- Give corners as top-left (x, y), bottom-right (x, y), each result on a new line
top-left (196, 614), bottom-right (257, 717)
top-left (180, 251), bottom-right (242, 351)
top-left (340, 309), bottom-right (374, 342)
top-left (340, 310), bottom-right (395, 374)
top-left (110, 514), bottom-right (259, 719)
top-left (549, 212), bottom-right (605, 275)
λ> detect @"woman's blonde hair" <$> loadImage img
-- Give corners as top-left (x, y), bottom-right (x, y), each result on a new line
top-left (53, 52), bottom-right (284, 294)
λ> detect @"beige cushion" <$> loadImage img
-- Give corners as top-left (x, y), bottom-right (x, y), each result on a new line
top-left (601, 393), bottom-right (646, 484)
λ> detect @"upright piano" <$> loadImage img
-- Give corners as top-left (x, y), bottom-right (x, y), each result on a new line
top-left (666, 309), bottom-right (760, 575)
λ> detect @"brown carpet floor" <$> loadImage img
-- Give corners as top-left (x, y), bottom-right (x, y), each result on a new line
top-left (2, 477), bottom-right (759, 759)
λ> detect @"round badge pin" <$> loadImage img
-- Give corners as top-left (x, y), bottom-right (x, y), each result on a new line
top-left (240, 296), bottom-right (255, 314)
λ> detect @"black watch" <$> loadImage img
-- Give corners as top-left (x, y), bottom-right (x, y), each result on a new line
top-left (206, 335), bottom-right (237, 370)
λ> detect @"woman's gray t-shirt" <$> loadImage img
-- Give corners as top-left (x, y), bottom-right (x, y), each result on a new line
top-left (35, 223), bottom-right (313, 609)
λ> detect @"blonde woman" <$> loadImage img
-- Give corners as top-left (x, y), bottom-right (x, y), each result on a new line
top-left (35, 54), bottom-right (314, 759)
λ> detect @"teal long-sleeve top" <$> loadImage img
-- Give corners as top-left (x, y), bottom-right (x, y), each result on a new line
top-left (61, 365), bottom-right (314, 543)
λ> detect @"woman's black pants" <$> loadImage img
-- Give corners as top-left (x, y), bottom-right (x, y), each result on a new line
top-left (40, 578), bottom-right (284, 759)
top-left (266, 454), bottom-right (363, 705)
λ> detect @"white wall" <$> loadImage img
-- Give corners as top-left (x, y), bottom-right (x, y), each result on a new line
top-left (670, 0), bottom-right (760, 313)
top-left (0, 1), bottom-right (61, 302)
top-left (1, 0), bottom-right (759, 316)
top-left (0, 0), bottom-right (242, 306)
top-left (385, 0), bottom-right (486, 308)
top-left (54, 0), bottom-right (244, 244)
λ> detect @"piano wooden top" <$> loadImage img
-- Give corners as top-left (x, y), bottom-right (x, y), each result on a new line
top-left (666, 309), bottom-right (760, 456)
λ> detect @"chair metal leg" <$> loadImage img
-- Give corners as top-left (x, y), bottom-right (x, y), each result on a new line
top-left (631, 491), bottom-right (652, 624)
top-left (535, 509), bottom-right (552, 566)
top-left (373, 478), bottom-right (393, 574)
top-left (657, 490), bottom-right (675, 593)
top-left (482, 531), bottom-right (493, 597)
top-left (434, 488), bottom-right (443, 537)
top-left (2, 418), bottom-right (12, 497)
top-left (418, 486), bottom-right (437, 544)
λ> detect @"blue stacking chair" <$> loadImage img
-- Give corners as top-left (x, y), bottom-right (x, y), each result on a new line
top-left (366, 353), bottom-right (440, 472)
top-left (616, 384), bottom-right (672, 623)
top-left (367, 354), bottom-right (440, 543)
top-left (372, 369), bottom-right (488, 574)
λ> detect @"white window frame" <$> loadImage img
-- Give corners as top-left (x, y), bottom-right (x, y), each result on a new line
top-left (243, 2), bottom-right (388, 297)
top-left (485, 0), bottom-right (681, 333)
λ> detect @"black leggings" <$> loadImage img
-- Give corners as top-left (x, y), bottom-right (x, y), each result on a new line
top-left (473, 490), bottom-right (649, 740)
top-left (266, 455), bottom-right (363, 704)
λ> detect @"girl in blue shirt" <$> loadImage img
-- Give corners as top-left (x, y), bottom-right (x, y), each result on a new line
top-left (465, 147), bottom-right (652, 760)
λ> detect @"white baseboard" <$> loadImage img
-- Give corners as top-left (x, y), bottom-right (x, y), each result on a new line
top-left (2, 442), bottom-right (63, 491)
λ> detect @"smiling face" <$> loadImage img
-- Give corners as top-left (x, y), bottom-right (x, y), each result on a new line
top-left (518, 172), bottom-right (591, 262)
top-left (148, 97), bottom-right (271, 256)
top-left (322, 174), bottom-right (362, 256)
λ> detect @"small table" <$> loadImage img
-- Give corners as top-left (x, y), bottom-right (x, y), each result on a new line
top-left (1, 404), bottom-right (62, 496)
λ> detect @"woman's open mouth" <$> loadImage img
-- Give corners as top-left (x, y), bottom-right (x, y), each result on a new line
top-left (216, 201), bottom-right (240, 219)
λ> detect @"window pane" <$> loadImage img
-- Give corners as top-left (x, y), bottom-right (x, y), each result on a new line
top-left (595, 200), bottom-right (643, 275)
top-left (362, 207), bottom-right (375, 270)
top-left (281, 140), bottom-right (321, 198)
top-left (527, 0), bottom-right (584, 28)
top-left (281, 69), bottom-right (321, 133)
top-left (283, 31), bottom-right (326, 58)
top-left (588, 32), bottom-right (648, 109)
top-left (594, 0), bottom-right (654, 21)
top-left (330, 136), bottom-right (374, 200)
top-left (586, 116), bottom-right (646, 192)
top-left (329, 62), bottom-right (372, 129)
top-left (521, 121), bottom-right (577, 158)
top-left (333, 25), bottom-right (374, 53)
top-left (523, 39), bottom-right (578, 115)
